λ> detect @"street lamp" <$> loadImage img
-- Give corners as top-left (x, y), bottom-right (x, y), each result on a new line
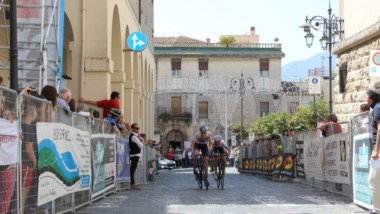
top-left (229, 72), bottom-right (255, 144)
top-left (300, 2), bottom-right (343, 113)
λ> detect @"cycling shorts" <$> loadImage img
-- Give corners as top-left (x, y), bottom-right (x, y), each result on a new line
top-left (194, 143), bottom-right (209, 157)
top-left (212, 147), bottom-right (226, 156)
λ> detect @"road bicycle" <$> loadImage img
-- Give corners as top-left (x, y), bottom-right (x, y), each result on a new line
top-left (193, 153), bottom-right (209, 190)
top-left (211, 152), bottom-right (226, 190)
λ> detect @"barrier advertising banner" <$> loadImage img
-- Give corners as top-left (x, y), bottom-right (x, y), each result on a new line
top-left (295, 141), bottom-right (305, 178)
top-left (36, 123), bottom-right (91, 206)
top-left (91, 134), bottom-right (116, 198)
top-left (352, 133), bottom-right (372, 209)
top-left (303, 135), bottom-right (324, 179)
top-left (323, 133), bottom-right (350, 184)
top-left (0, 118), bottom-right (19, 165)
top-left (115, 136), bottom-right (130, 182)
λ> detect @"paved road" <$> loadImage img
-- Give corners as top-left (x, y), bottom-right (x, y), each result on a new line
top-left (78, 167), bottom-right (368, 214)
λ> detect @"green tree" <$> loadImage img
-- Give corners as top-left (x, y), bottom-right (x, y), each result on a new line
top-left (290, 99), bottom-right (329, 131)
top-left (250, 112), bottom-right (290, 136)
top-left (219, 36), bottom-right (236, 47)
top-left (229, 123), bottom-right (249, 143)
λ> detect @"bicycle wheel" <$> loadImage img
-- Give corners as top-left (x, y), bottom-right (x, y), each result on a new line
top-left (204, 166), bottom-right (209, 191)
top-left (216, 163), bottom-right (221, 189)
top-left (197, 164), bottom-right (203, 189)
top-left (220, 159), bottom-right (225, 190)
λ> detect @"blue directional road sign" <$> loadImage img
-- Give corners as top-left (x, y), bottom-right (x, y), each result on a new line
top-left (127, 32), bottom-right (147, 52)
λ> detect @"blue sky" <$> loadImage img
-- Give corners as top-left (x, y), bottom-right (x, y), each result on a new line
top-left (154, 0), bottom-right (339, 66)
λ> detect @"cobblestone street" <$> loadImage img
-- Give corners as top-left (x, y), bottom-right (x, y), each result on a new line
top-left (78, 167), bottom-right (368, 214)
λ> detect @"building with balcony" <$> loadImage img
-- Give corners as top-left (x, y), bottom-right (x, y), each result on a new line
top-left (154, 27), bottom-right (301, 154)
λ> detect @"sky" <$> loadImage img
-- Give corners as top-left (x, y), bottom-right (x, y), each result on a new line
top-left (154, 0), bottom-right (340, 66)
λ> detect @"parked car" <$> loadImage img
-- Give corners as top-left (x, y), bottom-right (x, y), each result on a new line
top-left (158, 157), bottom-right (176, 170)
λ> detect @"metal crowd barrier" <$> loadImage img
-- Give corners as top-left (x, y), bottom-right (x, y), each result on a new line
top-left (237, 121), bottom-right (355, 198)
top-left (0, 87), bottom-right (157, 214)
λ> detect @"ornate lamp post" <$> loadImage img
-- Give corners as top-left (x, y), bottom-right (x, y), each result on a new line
top-left (229, 72), bottom-right (255, 144)
top-left (300, 2), bottom-right (343, 113)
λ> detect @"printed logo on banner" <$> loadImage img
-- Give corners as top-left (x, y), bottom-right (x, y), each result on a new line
top-left (0, 118), bottom-right (19, 165)
top-left (36, 123), bottom-right (91, 206)
top-left (91, 134), bottom-right (116, 199)
top-left (115, 136), bottom-right (130, 183)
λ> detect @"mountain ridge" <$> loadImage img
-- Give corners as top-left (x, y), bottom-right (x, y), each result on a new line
top-left (282, 52), bottom-right (337, 81)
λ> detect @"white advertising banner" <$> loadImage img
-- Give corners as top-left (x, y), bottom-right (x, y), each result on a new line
top-left (303, 132), bottom-right (324, 179)
top-left (36, 123), bottom-right (91, 205)
top-left (0, 118), bottom-right (19, 165)
top-left (323, 133), bottom-right (350, 184)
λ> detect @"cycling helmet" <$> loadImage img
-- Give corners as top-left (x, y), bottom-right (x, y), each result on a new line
top-left (199, 125), bottom-right (208, 134)
top-left (213, 135), bottom-right (222, 142)
top-left (109, 108), bottom-right (122, 118)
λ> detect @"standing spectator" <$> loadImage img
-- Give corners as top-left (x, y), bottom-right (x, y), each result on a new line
top-left (129, 123), bottom-right (144, 190)
top-left (154, 142), bottom-right (162, 173)
top-left (39, 85), bottom-right (58, 122)
top-left (79, 91), bottom-right (120, 118)
top-left (68, 98), bottom-right (76, 112)
top-left (229, 146), bottom-right (236, 167)
top-left (320, 113), bottom-right (342, 137)
top-left (167, 147), bottom-right (174, 160)
top-left (183, 148), bottom-right (190, 168)
top-left (57, 87), bottom-right (72, 112)
top-left (367, 82), bottom-right (380, 214)
top-left (0, 75), bottom-right (3, 86)
top-left (20, 97), bottom-right (40, 212)
top-left (359, 103), bottom-right (370, 133)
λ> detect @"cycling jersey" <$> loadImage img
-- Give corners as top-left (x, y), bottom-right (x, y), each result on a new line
top-left (194, 131), bottom-right (212, 144)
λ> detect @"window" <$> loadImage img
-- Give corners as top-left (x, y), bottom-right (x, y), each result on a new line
top-left (259, 59), bottom-right (269, 77)
top-left (171, 96), bottom-right (181, 116)
top-left (171, 58), bottom-right (181, 77)
top-left (339, 63), bottom-right (348, 93)
top-left (259, 102), bottom-right (269, 117)
top-left (199, 58), bottom-right (208, 77)
top-left (199, 102), bottom-right (208, 118)
top-left (289, 101), bottom-right (299, 114)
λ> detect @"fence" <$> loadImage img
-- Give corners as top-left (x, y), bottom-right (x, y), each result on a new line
top-left (237, 117), bottom-right (372, 209)
top-left (0, 86), bottom-right (156, 214)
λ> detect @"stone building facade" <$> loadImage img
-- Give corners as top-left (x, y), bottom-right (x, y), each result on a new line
top-left (154, 28), bottom-right (295, 153)
top-left (334, 0), bottom-right (380, 122)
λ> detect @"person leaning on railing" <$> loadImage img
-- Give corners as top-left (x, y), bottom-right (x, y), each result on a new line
top-left (320, 113), bottom-right (342, 137)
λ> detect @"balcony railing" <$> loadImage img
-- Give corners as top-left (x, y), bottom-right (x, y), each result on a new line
top-left (156, 107), bottom-right (192, 120)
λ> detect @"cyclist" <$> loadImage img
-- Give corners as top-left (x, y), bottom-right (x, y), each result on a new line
top-left (210, 135), bottom-right (230, 178)
top-left (191, 125), bottom-right (212, 185)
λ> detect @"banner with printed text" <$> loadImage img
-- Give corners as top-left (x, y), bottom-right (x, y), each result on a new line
top-left (303, 132), bottom-right (324, 179)
top-left (0, 118), bottom-right (19, 165)
top-left (323, 133), bottom-right (350, 184)
top-left (352, 133), bottom-right (372, 209)
top-left (91, 134), bottom-right (116, 198)
top-left (115, 136), bottom-right (130, 182)
top-left (36, 123), bottom-right (91, 206)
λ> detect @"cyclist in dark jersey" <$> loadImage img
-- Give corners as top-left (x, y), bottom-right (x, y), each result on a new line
top-left (210, 135), bottom-right (230, 176)
top-left (191, 125), bottom-right (212, 183)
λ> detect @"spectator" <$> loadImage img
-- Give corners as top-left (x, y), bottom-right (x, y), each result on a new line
top-left (320, 113), bottom-right (342, 137)
top-left (80, 91), bottom-right (120, 118)
top-left (0, 75), bottom-right (3, 86)
top-left (367, 82), bottom-right (380, 214)
top-left (20, 96), bottom-right (40, 212)
top-left (57, 87), bottom-right (72, 112)
top-left (68, 98), bottom-right (76, 112)
top-left (229, 146), bottom-right (236, 167)
top-left (167, 147), bottom-right (174, 160)
top-left (106, 108), bottom-right (123, 135)
top-left (359, 103), bottom-right (370, 133)
top-left (129, 123), bottom-right (144, 190)
top-left (39, 85), bottom-right (58, 122)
